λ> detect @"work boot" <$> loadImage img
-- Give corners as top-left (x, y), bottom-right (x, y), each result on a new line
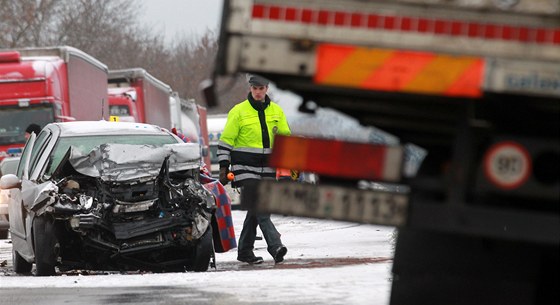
top-left (273, 246), bottom-right (287, 264)
top-left (237, 255), bottom-right (264, 265)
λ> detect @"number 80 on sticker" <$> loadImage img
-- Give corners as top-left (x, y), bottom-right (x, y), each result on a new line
top-left (483, 141), bottom-right (532, 190)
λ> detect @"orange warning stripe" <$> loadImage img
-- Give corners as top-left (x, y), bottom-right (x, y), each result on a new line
top-left (315, 44), bottom-right (484, 98)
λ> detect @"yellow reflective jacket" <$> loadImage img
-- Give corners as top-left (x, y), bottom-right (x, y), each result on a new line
top-left (217, 95), bottom-right (290, 185)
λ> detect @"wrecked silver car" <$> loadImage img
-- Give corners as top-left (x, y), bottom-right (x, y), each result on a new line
top-left (1, 121), bottom-right (216, 275)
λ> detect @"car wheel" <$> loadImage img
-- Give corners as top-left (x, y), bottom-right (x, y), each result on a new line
top-left (0, 229), bottom-right (8, 239)
top-left (32, 215), bottom-right (58, 276)
top-left (0, 214), bottom-right (8, 239)
top-left (191, 227), bottom-right (214, 272)
top-left (12, 248), bottom-right (32, 274)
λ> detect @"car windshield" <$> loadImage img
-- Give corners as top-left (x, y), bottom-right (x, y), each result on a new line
top-left (109, 105), bottom-right (132, 116)
top-left (45, 134), bottom-right (178, 176)
top-left (0, 105), bottom-right (54, 145)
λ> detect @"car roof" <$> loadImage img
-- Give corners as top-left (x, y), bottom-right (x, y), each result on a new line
top-left (47, 121), bottom-right (172, 137)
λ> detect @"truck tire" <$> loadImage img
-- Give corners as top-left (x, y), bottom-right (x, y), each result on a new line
top-left (32, 215), bottom-right (58, 276)
top-left (12, 248), bottom-right (32, 274)
top-left (391, 228), bottom-right (559, 305)
top-left (191, 227), bottom-right (214, 272)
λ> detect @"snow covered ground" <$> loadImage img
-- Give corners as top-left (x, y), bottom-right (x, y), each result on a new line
top-left (0, 210), bottom-right (397, 305)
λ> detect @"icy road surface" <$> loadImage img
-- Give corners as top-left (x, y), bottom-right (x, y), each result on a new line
top-left (0, 210), bottom-right (396, 305)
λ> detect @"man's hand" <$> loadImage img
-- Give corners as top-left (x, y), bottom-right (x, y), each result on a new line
top-left (219, 167), bottom-right (230, 185)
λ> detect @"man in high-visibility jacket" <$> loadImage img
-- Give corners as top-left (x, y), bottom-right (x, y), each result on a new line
top-left (217, 74), bottom-right (290, 264)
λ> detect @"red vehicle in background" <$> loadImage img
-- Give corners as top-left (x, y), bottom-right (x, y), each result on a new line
top-left (0, 46), bottom-right (109, 160)
top-left (107, 87), bottom-right (139, 123)
top-left (108, 68), bottom-right (211, 169)
top-left (171, 95), bottom-right (212, 175)
top-left (108, 68), bottom-right (172, 129)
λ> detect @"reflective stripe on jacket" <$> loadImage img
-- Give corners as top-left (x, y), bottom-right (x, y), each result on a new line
top-left (217, 96), bottom-right (290, 185)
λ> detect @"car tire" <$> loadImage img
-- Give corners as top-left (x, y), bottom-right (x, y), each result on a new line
top-left (32, 215), bottom-right (58, 276)
top-left (12, 248), bottom-right (32, 274)
top-left (0, 214), bottom-right (8, 239)
top-left (191, 226), bottom-right (214, 272)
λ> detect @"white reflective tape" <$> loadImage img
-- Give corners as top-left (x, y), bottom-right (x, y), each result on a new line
top-left (235, 173), bottom-right (263, 181)
top-left (232, 164), bottom-right (276, 174)
top-left (233, 147), bottom-right (272, 154)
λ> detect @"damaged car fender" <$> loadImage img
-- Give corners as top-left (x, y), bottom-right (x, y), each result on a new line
top-left (22, 180), bottom-right (59, 216)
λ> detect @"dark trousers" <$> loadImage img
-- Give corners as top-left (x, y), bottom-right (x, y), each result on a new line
top-left (238, 210), bottom-right (283, 258)
top-left (237, 179), bottom-right (283, 258)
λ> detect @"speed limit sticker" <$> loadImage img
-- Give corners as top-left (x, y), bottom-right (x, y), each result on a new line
top-left (484, 141), bottom-right (532, 190)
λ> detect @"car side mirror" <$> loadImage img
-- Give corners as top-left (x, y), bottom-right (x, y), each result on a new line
top-left (0, 174), bottom-right (21, 190)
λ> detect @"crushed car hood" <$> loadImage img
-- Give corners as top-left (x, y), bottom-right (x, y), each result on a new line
top-left (55, 143), bottom-right (201, 182)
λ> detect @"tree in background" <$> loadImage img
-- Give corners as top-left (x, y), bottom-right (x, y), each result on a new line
top-left (164, 31), bottom-right (248, 114)
top-left (0, 0), bottom-right (245, 113)
top-left (0, 0), bottom-right (60, 47)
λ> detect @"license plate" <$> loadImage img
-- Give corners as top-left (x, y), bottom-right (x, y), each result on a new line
top-left (257, 180), bottom-right (408, 226)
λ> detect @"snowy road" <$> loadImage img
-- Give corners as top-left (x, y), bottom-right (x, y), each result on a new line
top-left (0, 211), bottom-right (396, 305)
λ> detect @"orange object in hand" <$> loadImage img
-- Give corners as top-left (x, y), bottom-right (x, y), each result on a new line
top-left (227, 172), bottom-right (235, 181)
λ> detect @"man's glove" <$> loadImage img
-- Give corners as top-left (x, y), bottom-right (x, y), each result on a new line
top-left (219, 167), bottom-right (230, 185)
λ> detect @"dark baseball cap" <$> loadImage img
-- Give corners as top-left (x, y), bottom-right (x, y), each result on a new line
top-left (247, 74), bottom-right (269, 86)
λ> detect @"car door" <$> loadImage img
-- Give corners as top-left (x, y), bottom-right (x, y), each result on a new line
top-left (7, 133), bottom-right (37, 261)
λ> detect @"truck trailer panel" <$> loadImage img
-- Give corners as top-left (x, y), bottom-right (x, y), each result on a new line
top-left (108, 68), bottom-right (172, 129)
top-left (212, 0), bottom-right (560, 304)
